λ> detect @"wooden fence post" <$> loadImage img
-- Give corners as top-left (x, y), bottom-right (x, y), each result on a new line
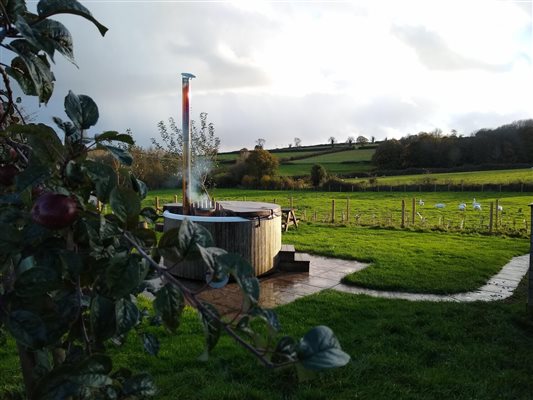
top-left (495, 199), bottom-right (499, 228)
top-left (290, 196), bottom-right (294, 209)
top-left (174, 194), bottom-right (178, 203)
top-left (527, 203), bottom-right (533, 316)
top-left (155, 196), bottom-right (160, 211)
top-left (401, 199), bottom-right (405, 228)
top-left (412, 198), bottom-right (416, 225)
top-left (331, 200), bottom-right (335, 223)
top-left (489, 202), bottom-right (494, 233)
top-left (346, 198), bottom-right (350, 223)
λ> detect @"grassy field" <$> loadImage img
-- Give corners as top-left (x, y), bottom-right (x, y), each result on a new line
top-left (347, 168), bottom-right (533, 186)
top-left (290, 148), bottom-right (375, 164)
top-left (279, 162), bottom-right (372, 177)
top-left (3, 284), bottom-right (533, 399)
top-left (147, 189), bottom-right (533, 234)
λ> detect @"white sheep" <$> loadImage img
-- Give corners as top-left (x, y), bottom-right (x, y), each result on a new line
top-left (473, 198), bottom-right (482, 211)
top-left (458, 203), bottom-right (467, 211)
top-left (435, 203), bottom-right (446, 209)
top-left (418, 199), bottom-right (425, 206)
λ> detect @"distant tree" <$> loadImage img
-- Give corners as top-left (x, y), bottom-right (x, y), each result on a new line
top-left (151, 112), bottom-right (220, 190)
top-left (356, 135), bottom-right (369, 145)
top-left (288, 143), bottom-right (292, 148)
top-left (371, 139), bottom-right (403, 169)
top-left (294, 137), bottom-right (302, 147)
top-left (243, 148), bottom-right (279, 181)
top-left (371, 136), bottom-right (375, 143)
top-left (328, 136), bottom-right (337, 148)
top-left (346, 136), bottom-right (355, 147)
top-left (256, 138), bottom-right (266, 149)
top-left (310, 164), bottom-right (327, 187)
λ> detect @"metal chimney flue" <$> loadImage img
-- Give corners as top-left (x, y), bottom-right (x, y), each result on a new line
top-left (181, 72), bottom-right (195, 215)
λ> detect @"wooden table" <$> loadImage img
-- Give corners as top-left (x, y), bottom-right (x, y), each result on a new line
top-left (281, 208), bottom-right (298, 232)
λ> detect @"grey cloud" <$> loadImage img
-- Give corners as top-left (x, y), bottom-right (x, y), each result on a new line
top-left (392, 25), bottom-right (510, 72)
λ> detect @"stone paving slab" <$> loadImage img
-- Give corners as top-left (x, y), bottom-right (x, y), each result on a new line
top-left (161, 253), bottom-right (530, 314)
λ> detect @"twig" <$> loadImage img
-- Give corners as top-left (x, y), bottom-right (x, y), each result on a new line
top-left (0, 66), bottom-right (14, 128)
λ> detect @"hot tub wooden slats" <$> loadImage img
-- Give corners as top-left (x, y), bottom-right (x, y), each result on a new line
top-left (163, 211), bottom-right (281, 280)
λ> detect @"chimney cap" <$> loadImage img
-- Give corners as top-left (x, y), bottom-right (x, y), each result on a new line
top-left (181, 72), bottom-right (196, 79)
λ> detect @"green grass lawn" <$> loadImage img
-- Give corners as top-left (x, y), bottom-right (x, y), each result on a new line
top-left (284, 222), bottom-right (528, 293)
top-left (290, 148), bottom-right (375, 164)
top-left (3, 283), bottom-right (533, 399)
top-left (347, 168), bottom-right (533, 186)
top-left (279, 162), bottom-right (372, 177)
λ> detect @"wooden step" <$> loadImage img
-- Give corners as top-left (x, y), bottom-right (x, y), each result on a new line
top-left (278, 244), bottom-right (296, 262)
top-left (278, 253), bottom-right (310, 273)
top-left (155, 222), bottom-right (165, 232)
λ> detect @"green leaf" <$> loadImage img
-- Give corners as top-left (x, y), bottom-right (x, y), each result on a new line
top-left (249, 307), bottom-right (281, 332)
top-left (140, 207), bottom-right (159, 223)
top-left (6, 40), bottom-right (55, 103)
top-left (157, 228), bottom-right (182, 263)
top-left (0, 222), bottom-right (22, 255)
top-left (217, 253), bottom-right (259, 308)
top-left (64, 91), bottom-right (99, 130)
top-left (106, 253), bottom-right (146, 299)
top-left (8, 123), bottom-right (63, 165)
top-left (131, 175), bottom-right (147, 199)
top-left (153, 284), bottom-right (184, 333)
top-left (178, 219), bottom-right (214, 260)
top-left (7, 310), bottom-right (47, 349)
top-left (96, 131), bottom-right (134, 145)
top-left (198, 246), bottom-right (229, 288)
top-left (132, 228), bottom-right (157, 247)
top-left (14, 17), bottom-right (56, 60)
top-left (198, 302), bottom-right (222, 361)
top-left (90, 295), bottom-right (116, 342)
top-left (272, 336), bottom-right (297, 364)
top-left (82, 160), bottom-right (117, 203)
top-left (115, 298), bottom-right (139, 336)
top-left (37, 0), bottom-right (109, 36)
top-left (33, 19), bottom-right (75, 64)
top-left (15, 160), bottom-right (50, 192)
top-left (297, 326), bottom-right (351, 371)
top-left (98, 143), bottom-right (133, 166)
top-left (109, 187), bottom-right (140, 228)
top-left (52, 117), bottom-right (81, 141)
top-left (5, 0), bottom-right (27, 20)
top-left (15, 267), bottom-right (61, 297)
top-left (141, 332), bottom-right (160, 356)
top-left (122, 373), bottom-right (156, 397)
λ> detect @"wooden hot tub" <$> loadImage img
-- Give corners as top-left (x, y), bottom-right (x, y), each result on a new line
top-left (163, 201), bottom-right (282, 279)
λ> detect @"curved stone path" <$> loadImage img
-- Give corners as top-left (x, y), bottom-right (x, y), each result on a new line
top-left (196, 253), bottom-right (530, 314)
top-left (329, 254), bottom-right (530, 302)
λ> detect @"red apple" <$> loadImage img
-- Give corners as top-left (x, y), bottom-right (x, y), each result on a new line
top-left (0, 164), bottom-right (18, 186)
top-left (31, 193), bottom-right (78, 230)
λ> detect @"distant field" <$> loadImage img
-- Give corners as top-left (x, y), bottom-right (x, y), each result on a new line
top-left (291, 148), bottom-right (375, 164)
top-left (347, 168), bottom-right (533, 185)
top-left (279, 162), bottom-right (372, 176)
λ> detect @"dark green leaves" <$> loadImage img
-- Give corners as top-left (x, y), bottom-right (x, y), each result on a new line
top-left (99, 144), bottom-right (133, 166)
top-left (105, 253), bottom-right (146, 299)
top-left (83, 160), bottom-right (117, 203)
top-left (6, 40), bottom-right (55, 103)
top-left (122, 373), bottom-right (156, 397)
top-left (115, 299), bottom-right (139, 336)
top-left (153, 284), bottom-right (184, 333)
top-left (7, 310), bottom-right (47, 349)
top-left (37, 0), bottom-right (109, 36)
top-left (198, 302), bottom-right (222, 361)
top-left (15, 267), bottom-right (61, 297)
top-left (64, 90), bottom-right (99, 130)
top-left (158, 220), bottom-right (214, 263)
top-left (90, 295), bottom-right (116, 342)
top-left (96, 131), bottom-right (135, 145)
top-left (109, 187), bottom-right (140, 228)
top-left (297, 326), bottom-right (351, 371)
top-left (34, 19), bottom-right (75, 64)
top-left (8, 123), bottom-right (64, 166)
top-left (141, 333), bottom-right (160, 356)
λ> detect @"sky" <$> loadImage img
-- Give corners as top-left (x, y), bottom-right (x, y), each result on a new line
top-left (8, 0), bottom-right (533, 152)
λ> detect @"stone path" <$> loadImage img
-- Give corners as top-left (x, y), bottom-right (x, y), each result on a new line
top-left (197, 253), bottom-right (530, 314)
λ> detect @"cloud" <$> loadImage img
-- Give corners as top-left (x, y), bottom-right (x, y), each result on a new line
top-left (392, 25), bottom-right (510, 72)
